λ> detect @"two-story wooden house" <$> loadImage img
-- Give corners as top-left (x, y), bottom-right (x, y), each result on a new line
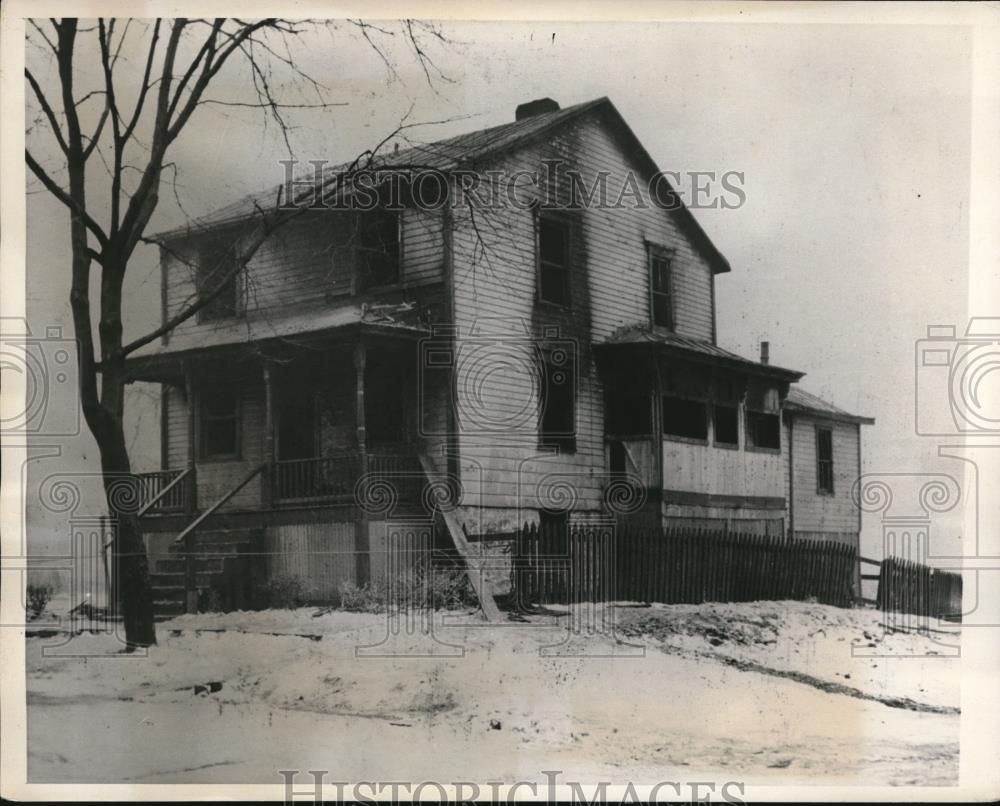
top-left (127, 96), bottom-right (872, 614)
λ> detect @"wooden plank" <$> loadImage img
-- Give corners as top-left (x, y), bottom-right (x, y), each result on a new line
top-left (417, 454), bottom-right (501, 622)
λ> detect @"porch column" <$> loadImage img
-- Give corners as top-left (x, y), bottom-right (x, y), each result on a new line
top-left (262, 361), bottom-right (276, 509)
top-left (183, 363), bottom-right (197, 515)
top-left (651, 353), bottom-right (664, 495)
top-left (354, 340), bottom-right (370, 584)
top-left (183, 363), bottom-right (198, 613)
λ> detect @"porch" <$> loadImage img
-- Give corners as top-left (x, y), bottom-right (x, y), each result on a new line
top-left (129, 321), bottom-right (444, 518)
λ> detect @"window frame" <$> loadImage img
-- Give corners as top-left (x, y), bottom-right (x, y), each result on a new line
top-left (198, 382), bottom-right (242, 462)
top-left (711, 403), bottom-right (740, 449)
top-left (355, 208), bottom-right (403, 292)
top-left (196, 236), bottom-right (243, 323)
top-left (660, 362), bottom-right (710, 444)
top-left (536, 212), bottom-right (572, 307)
top-left (647, 242), bottom-right (675, 330)
top-left (816, 425), bottom-right (835, 495)
top-left (538, 347), bottom-right (577, 453)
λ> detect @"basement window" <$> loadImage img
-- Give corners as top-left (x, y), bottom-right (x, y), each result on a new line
top-left (539, 350), bottom-right (576, 452)
top-left (816, 426), bottom-right (834, 494)
top-left (538, 215), bottom-right (570, 306)
top-left (356, 209), bottom-right (400, 290)
top-left (200, 383), bottom-right (240, 460)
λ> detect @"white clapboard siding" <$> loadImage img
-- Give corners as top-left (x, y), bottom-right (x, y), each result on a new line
top-left (194, 378), bottom-right (266, 511)
top-left (448, 109), bottom-right (718, 513)
top-left (162, 207), bottom-right (444, 345)
top-left (789, 417), bottom-right (861, 533)
top-left (265, 521), bottom-right (357, 601)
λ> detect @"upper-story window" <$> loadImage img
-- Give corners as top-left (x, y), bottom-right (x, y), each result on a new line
top-left (537, 214), bottom-right (571, 306)
top-left (647, 244), bottom-right (674, 329)
top-left (356, 209), bottom-right (400, 291)
top-left (712, 376), bottom-right (740, 447)
top-left (661, 364), bottom-right (709, 441)
top-left (197, 237), bottom-right (241, 322)
top-left (745, 380), bottom-right (781, 450)
top-left (816, 426), bottom-right (834, 494)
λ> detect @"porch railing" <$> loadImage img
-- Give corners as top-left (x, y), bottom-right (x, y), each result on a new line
top-left (273, 449), bottom-right (422, 506)
top-left (137, 469), bottom-right (192, 514)
top-left (273, 453), bottom-right (361, 504)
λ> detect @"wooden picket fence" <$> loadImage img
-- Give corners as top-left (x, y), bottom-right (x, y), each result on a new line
top-left (876, 556), bottom-right (962, 621)
top-left (511, 521), bottom-right (857, 608)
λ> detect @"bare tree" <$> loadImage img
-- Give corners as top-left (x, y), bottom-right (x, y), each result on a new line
top-left (24, 17), bottom-right (450, 649)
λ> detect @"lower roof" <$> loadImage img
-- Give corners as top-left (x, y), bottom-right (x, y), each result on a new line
top-left (595, 325), bottom-right (805, 383)
top-left (785, 386), bottom-right (875, 425)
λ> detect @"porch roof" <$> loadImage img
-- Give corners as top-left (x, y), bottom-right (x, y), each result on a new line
top-left (123, 305), bottom-right (427, 382)
top-left (595, 325), bottom-right (805, 382)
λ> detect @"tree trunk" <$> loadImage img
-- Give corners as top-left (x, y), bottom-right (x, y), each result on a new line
top-left (99, 402), bottom-right (157, 649)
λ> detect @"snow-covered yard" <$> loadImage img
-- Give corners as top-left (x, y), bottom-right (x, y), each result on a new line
top-left (25, 601), bottom-right (959, 786)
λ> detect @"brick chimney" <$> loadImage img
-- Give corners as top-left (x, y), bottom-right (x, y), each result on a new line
top-left (760, 341), bottom-right (770, 365)
top-left (515, 98), bottom-right (560, 121)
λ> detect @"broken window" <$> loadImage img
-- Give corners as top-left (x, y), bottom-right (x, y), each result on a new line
top-left (538, 215), bottom-right (570, 306)
top-left (200, 383), bottom-right (240, 459)
top-left (661, 362), bottom-right (709, 440)
top-left (816, 426), bottom-right (834, 494)
top-left (648, 244), bottom-right (673, 329)
top-left (605, 373), bottom-right (652, 435)
top-left (713, 405), bottom-right (739, 445)
top-left (712, 374), bottom-right (741, 446)
top-left (356, 209), bottom-right (400, 290)
top-left (197, 235), bottom-right (240, 321)
top-left (539, 350), bottom-right (576, 452)
top-left (745, 381), bottom-right (781, 450)
top-left (662, 396), bottom-right (708, 440)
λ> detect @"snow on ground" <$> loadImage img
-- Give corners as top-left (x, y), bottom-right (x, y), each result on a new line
top-left (25, 601), bottom-right (960, 786)
top-left (613, 600), bottom-right (960, 712)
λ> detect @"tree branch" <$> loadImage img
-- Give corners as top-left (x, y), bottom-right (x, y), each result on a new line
top-left (25, 149), bottom-right (108, 248)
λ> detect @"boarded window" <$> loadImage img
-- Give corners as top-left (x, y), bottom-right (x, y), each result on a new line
top-left (816, 427), bottom-right (834, 494)
top-left (197, 237), bottom-right (240, 321)
top-left (648, 245), bottom-right (673, 329)
top-left (539, 350), bottom-right (575, 452)
top-left (357, 209), bottom-right (400, 289)
top-left (538, 215), bottom-right (570, 306)
top-left (200, 383), bottom-right (239, 459)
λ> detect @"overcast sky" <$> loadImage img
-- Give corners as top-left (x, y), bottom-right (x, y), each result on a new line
top-left (24, 17), bottom-right (979, 559)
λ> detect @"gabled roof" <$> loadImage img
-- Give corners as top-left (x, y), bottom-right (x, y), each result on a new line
top-left (153, 97), bottom-right (730, 274)
top-left (785, 386), bottom-right (875, 425)
top-left (596, 324), bottom-right (804, 382)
